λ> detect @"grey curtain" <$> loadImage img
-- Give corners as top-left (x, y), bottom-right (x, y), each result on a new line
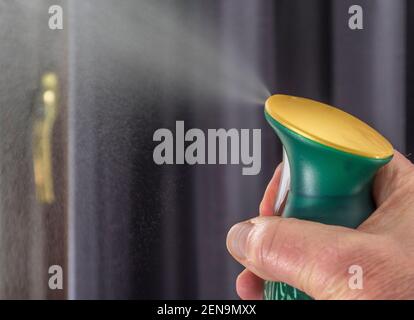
top-left (0, 0), bottom-right (411, 299)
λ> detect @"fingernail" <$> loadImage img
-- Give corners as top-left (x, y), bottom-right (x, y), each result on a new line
top-left (227, 221), bottom-right (254, 260)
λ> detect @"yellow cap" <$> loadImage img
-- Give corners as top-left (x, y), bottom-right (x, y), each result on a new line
top-left (265, 95), bottom-right (393, 159)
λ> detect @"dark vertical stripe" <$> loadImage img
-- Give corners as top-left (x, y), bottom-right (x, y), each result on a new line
top-left (407, 0), bottom-right (414, 156)
top-left (274, 0), bottom-right (332, 103)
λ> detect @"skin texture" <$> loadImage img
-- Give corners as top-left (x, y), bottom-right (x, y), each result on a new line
top-left (226, 150), bottom-right (414, 300)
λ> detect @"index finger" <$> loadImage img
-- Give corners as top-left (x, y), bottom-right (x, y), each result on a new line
top-left (259, 163), bottom-right (282, 216)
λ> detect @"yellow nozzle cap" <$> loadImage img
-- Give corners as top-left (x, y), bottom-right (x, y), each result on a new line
top-left (265, 95), bottom-right (393, 159)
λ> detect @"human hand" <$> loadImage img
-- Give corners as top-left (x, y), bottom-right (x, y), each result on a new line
top-left (226, 150), bottom-right (414, 299)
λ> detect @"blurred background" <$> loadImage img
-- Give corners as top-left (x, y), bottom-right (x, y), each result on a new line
top-left (0, 0), bottom-right (412, 299)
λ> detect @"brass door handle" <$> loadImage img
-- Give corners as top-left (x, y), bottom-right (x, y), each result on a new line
top-left (33, 72), bottom-right (59, 204)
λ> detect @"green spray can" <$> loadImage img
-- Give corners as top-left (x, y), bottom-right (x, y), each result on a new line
top-left (264, 95), bottom-right (393, 300)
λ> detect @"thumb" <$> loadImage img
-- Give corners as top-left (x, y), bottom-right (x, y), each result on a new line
top-left (226, 216), bottom-right (370, 299)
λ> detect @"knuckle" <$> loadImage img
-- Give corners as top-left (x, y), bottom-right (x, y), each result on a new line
top-left (356, 236), bottom-right (406, 298)
top-left (249, 219), bottom-right (284, 274)
top-left (301, 234), bottom-right (346, 298)
top-left (317, 234), bottom-right (404, 299)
